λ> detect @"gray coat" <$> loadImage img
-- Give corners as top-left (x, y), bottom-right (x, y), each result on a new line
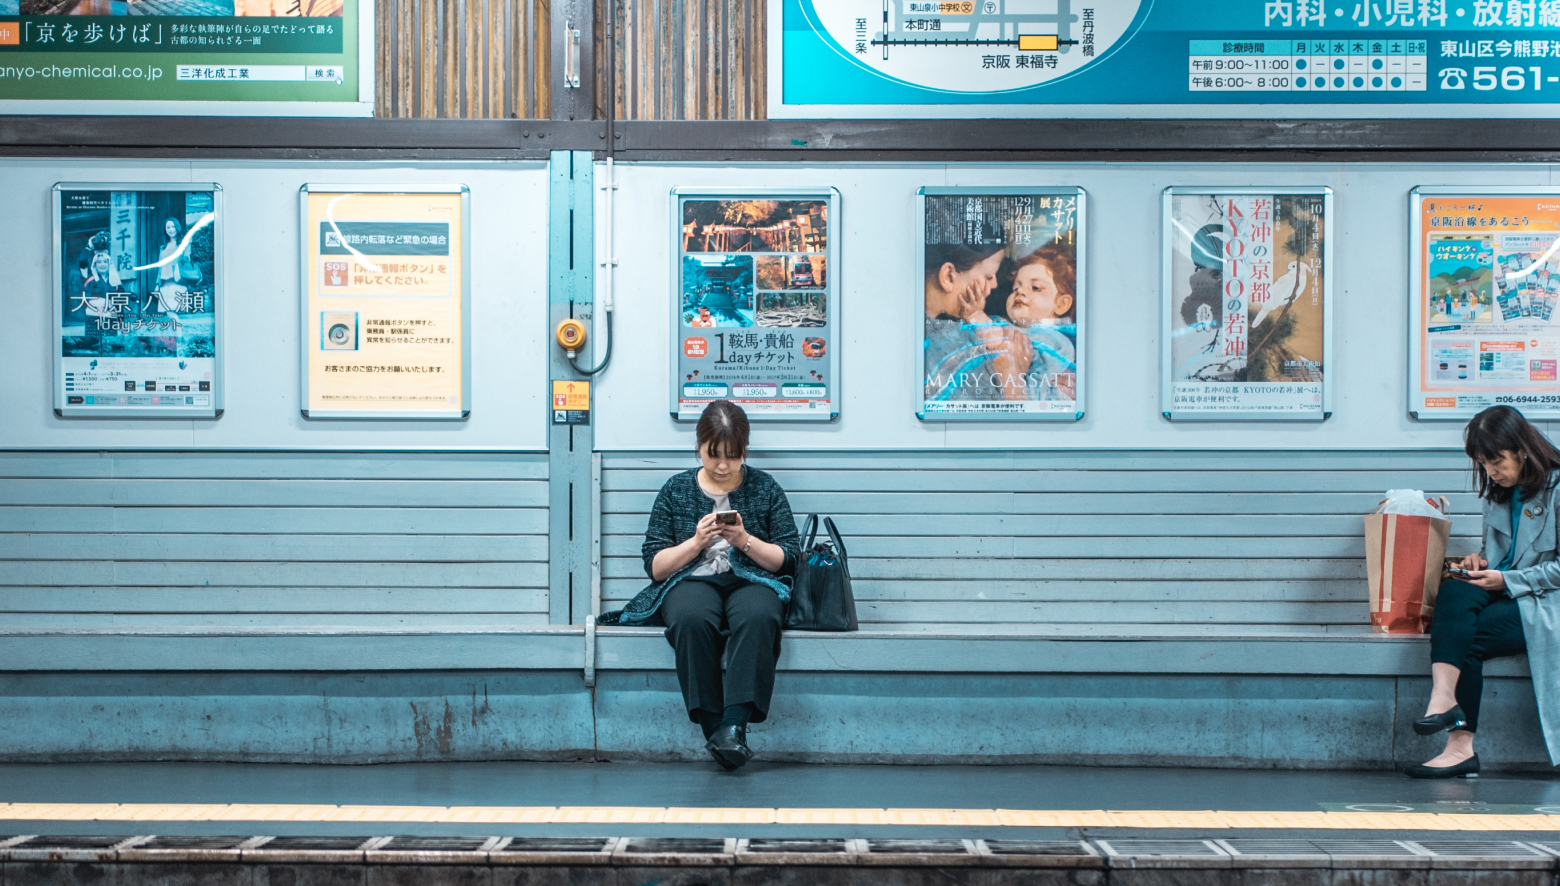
top-left (1480, 470), bottom-right (1560, 764)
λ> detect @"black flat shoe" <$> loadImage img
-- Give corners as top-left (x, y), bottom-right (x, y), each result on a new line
top-left (705, 724), bottom-right (752, 771)
top-left (1413, 705), bottom-right (1468, 735)
top-left (1405, 754), bottom-right (1479, 779)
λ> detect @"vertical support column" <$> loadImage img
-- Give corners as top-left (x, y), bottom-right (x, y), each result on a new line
top-left (549, 0), bottom-right (596, 121)
top-left (548, 150), bottom-right (595, 624)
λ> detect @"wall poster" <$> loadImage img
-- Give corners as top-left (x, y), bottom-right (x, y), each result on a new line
top-left (670, 188), bottom-right (840, 422)
top-left (1411, 187), bottom-right (1560, 420)
top-left (300, 184), bottom-right (469, 420)
top-left (1161, 187), bottom-right (1332, 421)
top-left (918, 187), bottom-right (1084, 421)
top-left (0, 0), bottom-right (371, 116)
top-left (52, 182), bottom-right (222, 418)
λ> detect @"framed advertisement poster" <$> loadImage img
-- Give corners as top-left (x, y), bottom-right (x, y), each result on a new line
top-left (299, 184), bottom-right (470, 420)
top-left (52, 182), bottom-right (222, 418)
top-left (918, 187), bottom-right (1084, 421)
top-left (670, 188), bottom-right (840, 422)
top-left (1161, 187), bottom-right (1332, 421)
top-left (1411, 188), bottom-right (1560, 421)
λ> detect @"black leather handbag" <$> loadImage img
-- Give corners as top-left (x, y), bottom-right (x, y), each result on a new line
top-left (785, 515), bottom-right (859, 631)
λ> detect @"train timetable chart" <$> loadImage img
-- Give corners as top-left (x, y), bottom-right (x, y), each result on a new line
top-left (1190, 39), bottom-right (1428, 92)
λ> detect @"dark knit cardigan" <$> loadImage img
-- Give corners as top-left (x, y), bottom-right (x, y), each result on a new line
top-left (599, 466), bottom-right (801, 626)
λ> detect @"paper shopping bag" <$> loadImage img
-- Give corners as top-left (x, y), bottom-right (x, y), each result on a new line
top-left (1364, 499), bottom-right (1451, 634)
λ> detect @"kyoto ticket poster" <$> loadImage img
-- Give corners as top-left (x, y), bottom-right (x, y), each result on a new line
top-left (1162, 188), bottom-right (1331, 420)
top-left (918, 187), bottom-right (1084, 421)
top-left (1412, 189), bottom-right (1560, 420)
top-left (300, 185), bottom-right (469, 420)
top-left (52, 183), bottom-right (222, 418)
top-left (670, 189), bottom-right (840, 422)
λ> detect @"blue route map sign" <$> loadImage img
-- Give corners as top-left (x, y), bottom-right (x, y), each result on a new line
top-left (773, 0), bottom-right (1560, 117)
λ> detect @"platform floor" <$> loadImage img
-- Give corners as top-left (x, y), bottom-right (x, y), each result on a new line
top-left (0, 762), bottom-right (1557, 839)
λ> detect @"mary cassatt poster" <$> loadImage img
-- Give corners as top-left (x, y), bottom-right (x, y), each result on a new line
top-left (672, 190), bottom-right (840, 421)
top-left (919, 188), bottom-right (1084, 420)
top-left (1164, 189), bottom-right (1330, 420)
top-left (53, 184), bottom-right (221, 418)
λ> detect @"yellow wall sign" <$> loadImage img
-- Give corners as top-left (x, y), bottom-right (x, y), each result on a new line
top-left (300, 186), bottom-right (470, 419)
top-left (552, 379), bottom-right (590, 425)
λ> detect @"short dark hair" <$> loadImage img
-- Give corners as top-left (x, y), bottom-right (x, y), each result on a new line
top-left (1464, 405), bottom-right (1560, 502)
top-left (696, 399), bottom-right (749, 459)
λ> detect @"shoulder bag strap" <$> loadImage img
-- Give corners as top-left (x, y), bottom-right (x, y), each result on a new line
top-left (801, 514), bottom-right (820, 549)
top-left (822, 516), bottom-right (848, 563)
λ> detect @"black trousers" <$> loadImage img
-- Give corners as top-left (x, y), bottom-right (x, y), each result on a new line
top-left (661, 572), bottom-right (783, 724)
top-left (1429, 579), bottom-right (1527, 732)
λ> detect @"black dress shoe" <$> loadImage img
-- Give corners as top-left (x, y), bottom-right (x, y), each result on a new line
top-left (1413, 705), bottom-right (1468, 735)
top-left (1404, 754), bottom-right (1480, 779)
top-left (705, 723), bottom-right (752, 771)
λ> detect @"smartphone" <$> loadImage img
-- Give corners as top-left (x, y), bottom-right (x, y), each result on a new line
top-left (1448, 567), bottom-right (1473, 578)
top-left (714, 510), bottom-right (740, 525)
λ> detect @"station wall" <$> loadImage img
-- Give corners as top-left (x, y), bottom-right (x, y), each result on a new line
top-left (0, 159), bottom-right (551, 452)
top-left (594, 161), bottom-right (1560, 451)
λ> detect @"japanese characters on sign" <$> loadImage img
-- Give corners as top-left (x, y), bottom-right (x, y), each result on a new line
top-left (1162, 188), bottom-right (1331, 420)
top-left (775, 0), bottom-right (1560, 117)
top-left (52, 183), bottom-right (222, 418)
top-left (918, 188), bottom-right (1085, 421)
top-left (300, 186), bottom-right (469, 420)
top-left (1411, 189), bottom-right (1560, 419)
top-left (671, 190), bottom-right (840, 422)
top-left (0, 0), bottom-right (368, 114)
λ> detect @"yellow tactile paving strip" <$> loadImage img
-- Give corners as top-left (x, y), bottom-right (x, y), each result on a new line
top-left (0, 804), bottom-right (1556, 830)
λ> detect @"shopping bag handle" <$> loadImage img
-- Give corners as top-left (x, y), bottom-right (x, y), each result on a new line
top-left (1370, 496), bottom-right (1453, 516)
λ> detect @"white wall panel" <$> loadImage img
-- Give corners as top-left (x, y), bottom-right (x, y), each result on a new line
top-left (0, 159), bottom-right (550, 451)
top-left (593, 161), bottom-right (1559, 451)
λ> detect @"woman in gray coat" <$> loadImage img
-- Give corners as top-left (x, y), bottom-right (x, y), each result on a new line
top-left (1413, 405), bottom-right (1560, 778)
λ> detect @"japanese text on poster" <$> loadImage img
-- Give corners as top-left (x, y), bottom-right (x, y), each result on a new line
top-left (919, 189), bottom-right (1083, 420)
top-left (1165, 190), bottom-right (1329, 418)
top-left (54, 185), bottom-right (220, 417)
top-left (1413, 191), bottom-right (1560, 419)
top-left (302, 188), bottom-right (467, 419)
top-left (673, 193), bottom-right (838, 421)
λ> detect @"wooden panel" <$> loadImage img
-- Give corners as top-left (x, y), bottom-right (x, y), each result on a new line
top-left (603, 0), bottom-right (765, 120)
top-left (376, 0), bottom-right (549, 118)
top-left (601, 449), bottom-right (1472, 629)
top-left (0, 452), bottom-right (551, 627)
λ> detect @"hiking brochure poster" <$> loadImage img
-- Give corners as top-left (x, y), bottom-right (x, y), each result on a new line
top-left (1412, 190), bottom-right (1560, 420)
top-left (775, 0), bottom-right (1560, 118)
top-left (0, 0), bottom-right (367, 114)
top-left (671, 190), bottom-right (840, 422)
top-left (1163, 189), bottom-right (1330, 420)
top-left (918, 188), bottom-right (1084, 420)
top-left (53, 184), bottom-right (221, 418)
top-left (300, 186), bottom-right (469, 420)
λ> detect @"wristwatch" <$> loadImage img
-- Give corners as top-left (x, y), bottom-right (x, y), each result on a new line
top-left (742, 536), bottom-right (754, 553)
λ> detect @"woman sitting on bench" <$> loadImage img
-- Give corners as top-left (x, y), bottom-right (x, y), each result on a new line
top-left (599, 400), bottom-right (800, 771)
top-left (1412, 405), bottom-right (1560, 778)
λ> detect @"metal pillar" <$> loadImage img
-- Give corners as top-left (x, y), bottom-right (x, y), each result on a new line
top-left (548, 150), bottom-right (595, 624)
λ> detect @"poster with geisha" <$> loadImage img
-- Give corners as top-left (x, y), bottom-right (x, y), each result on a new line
top-left (52, 183), bottom-right (222, 419)
top-left (917, 187), bottom-right (1085, 421)
top-left (670, 188), bottom-right (840, 422)
top-left (1411, 189), bottom-right (1560, 421)
top-left (1161, 188), bottom-right (1331, 421)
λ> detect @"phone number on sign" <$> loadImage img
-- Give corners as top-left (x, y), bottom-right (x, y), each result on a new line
top-left (1496, 395), bottom-right (1560, 404)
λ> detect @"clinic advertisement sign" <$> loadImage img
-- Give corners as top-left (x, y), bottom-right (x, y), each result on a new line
top-left (774, 0), bottom-right (1560, 117)
top-left (300, 185), bottom-right (470, 420)
top-left (670, 188), bottom-right (841, 422)
top-left (52, 183), bottom-right (223, 418)
top-left (0, 0), bottom-right (369, 115)
top-left (1411, 188), bottom-right (1560, 420)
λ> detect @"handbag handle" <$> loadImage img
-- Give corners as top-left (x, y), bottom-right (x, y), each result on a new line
top-left (801, 514), bottom-right (820, 549)
top-left (822, 516), bottom-right (848, 562)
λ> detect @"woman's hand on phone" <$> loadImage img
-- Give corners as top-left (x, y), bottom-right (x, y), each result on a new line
top-left (1464, 569), bottom-right (1507, 592)
top-left (713, 511), bottom-right (747, 545)
top-left (692, 513), bottom-right (722, 549)
top-left (1458, 553), bottom-right (1489, 571)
